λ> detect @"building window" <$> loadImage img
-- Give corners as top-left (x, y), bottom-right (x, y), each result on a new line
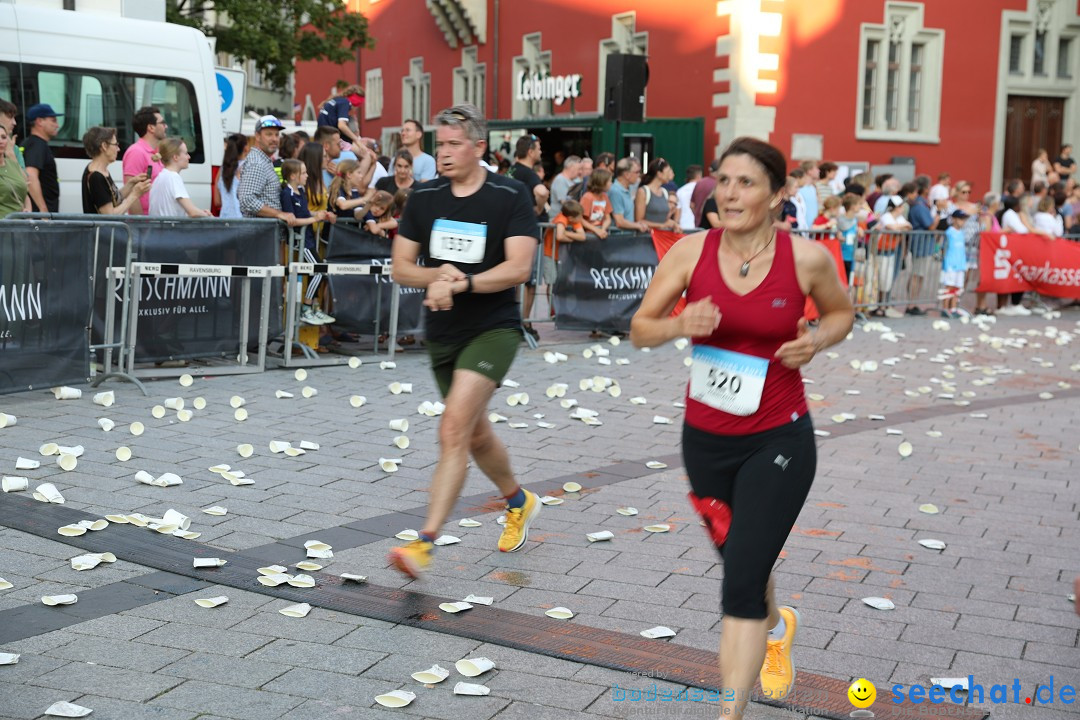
top-left (365, 68), bottom-right (383, 120)
top-left (907, 43), bottom-right (923, 132)
top-left (1009, 34), bottom-right (1024, 74)
top-left (402, 58), bottom-right (430, 126)
top-left (512, 33), bottom-right (552, 119)
top-left (1058, 37), bottom-right (1072, 78)
top-left (855, 3), bottom-right (943, 142)
top-left (862, 40), bottom-right (878, 129)
top-left (1033, 29), bottom-right (1047, 75)
top-left (453, 46), bottom-right (486, 114)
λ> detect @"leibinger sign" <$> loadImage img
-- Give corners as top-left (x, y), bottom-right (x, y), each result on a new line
top-left (516, 71), bottom-right (582, 106)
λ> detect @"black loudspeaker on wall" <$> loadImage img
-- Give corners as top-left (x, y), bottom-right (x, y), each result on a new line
top-left (604, 53), bottom-right (649, 123)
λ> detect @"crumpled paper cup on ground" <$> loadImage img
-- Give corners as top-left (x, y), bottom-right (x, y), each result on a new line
top-left (379, 458), bottom-right (401, 473)
top-left (115, 446), bottom-right (132, 462)
top-left (455, 657), bottom-right (495, 677)
top-left (15, 457), bottom-right (40, 470)
top-left (151, 405), bottom-right (166, 419)
top-left (52, 386), bottom-right (82, 400)
top-left (279, 602), bottom-right (312, 617)
top-left (229, 395), bottom-right (245, 409)
top-left (389, 419), bottom-right (408, 432)
top-left (39, 442), bottom-right (59, 456)
top-left (97, 418), bottom-right (115, 431)
top-left (41, 594), bottom-right (78, 606)
top-left (374, 690), bottom-right (414, 708)
top-left (162, 509), bottom-right (191, 531)
top-left (33, 483), bottom-right (65, 503)
top-left (2, 476), bottom-right (29, 493)
top-left (194, 596), bottom-right (229, 608)
top-left (92, 391), bottom-right (114, 407)
top-left (57, 454), bottom-right (77, 472)
top-left (129, 421), bottom-right (144, 436)
top-left (43, 700), bottom-right (92, 717)
top-left (0, 413), bottom-right (16, 428)
top-left (164, 397), bottom-right (184, 410)
top-left (411, 664), bottom-right (450, 684)
top-left (236, 443), bottom-right (254, 458)
top-left (454, 682), bottom-right (491, 696)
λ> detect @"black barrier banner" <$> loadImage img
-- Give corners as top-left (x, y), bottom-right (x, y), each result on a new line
top-left (553, 233), bottom-right (658, 332)
top-left (96, 219), bottom-right (284, 363)
top-left (325, 223), bottom-right (424, 335)
top-left (0, 224), bottom-right (92, 393)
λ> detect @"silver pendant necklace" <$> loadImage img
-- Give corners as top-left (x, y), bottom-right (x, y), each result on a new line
top-left (738, 233), bottom-right (775, 277)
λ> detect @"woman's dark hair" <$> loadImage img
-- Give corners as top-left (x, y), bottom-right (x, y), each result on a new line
top-left (640, 158), bottom-right (669, 188)
top-left (719, 137), bottom-right (787, 193)
top-left (221, 133), bottom-right (247, 191)
top-left (300, 141), bottom-right (326, 203)
top-left (279, 132), bottom-right (304, 161)
top-left (82, 126), bottom-right (116, 158)
top-left (996, 193), bottom-right (1020, 224)
top-left (393, 149), bottom-right (413, 168)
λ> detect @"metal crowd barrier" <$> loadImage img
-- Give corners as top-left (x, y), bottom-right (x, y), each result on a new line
top-left (4, 215), bottom-right (143, 393)
top-left (106, 261), bottom-right (283, 379)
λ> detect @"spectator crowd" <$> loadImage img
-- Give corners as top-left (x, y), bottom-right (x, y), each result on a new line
top-left (1, 85), bottom-right (1076, 339)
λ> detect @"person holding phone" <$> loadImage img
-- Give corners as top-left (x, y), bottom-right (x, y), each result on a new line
top-left (122, 105), bottom-right (167, 214)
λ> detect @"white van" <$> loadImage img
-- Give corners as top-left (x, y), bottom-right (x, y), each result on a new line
top-left (0, 4), bottom-right (224, 213)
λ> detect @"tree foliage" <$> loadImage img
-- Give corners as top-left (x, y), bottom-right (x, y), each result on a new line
top-left (168, 0), bottom-right (373, 90)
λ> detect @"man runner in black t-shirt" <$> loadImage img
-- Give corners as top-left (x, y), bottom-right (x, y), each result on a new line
top-left (388, 103), bottom-right (542, 578)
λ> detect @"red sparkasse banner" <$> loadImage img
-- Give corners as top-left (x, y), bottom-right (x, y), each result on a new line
top-left (977, 232), bottom-right (1080, 298)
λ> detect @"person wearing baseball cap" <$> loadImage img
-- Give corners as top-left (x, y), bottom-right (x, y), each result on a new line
top-left (238, 115), bottom-right (296, 225)
top-left (22, 103), bottom-right (63, 212)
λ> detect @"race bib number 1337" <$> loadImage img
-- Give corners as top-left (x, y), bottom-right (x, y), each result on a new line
top-left (430, 218), bottom-right (487, 264)
top-left (688, 346), bottom-right (768, 416)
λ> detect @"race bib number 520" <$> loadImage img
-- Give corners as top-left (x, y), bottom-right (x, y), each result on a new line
top-left (430, 219), bottom-right (487, 264)
top-left (688, 346), bottom-right (768, 416)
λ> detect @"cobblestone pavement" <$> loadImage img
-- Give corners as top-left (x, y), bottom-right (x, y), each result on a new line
top-left (0, 309), bottom-right (1077, 720)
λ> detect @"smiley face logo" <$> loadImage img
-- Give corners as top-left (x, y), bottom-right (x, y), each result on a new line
top-left (848, 678), bottom-right (876, 709)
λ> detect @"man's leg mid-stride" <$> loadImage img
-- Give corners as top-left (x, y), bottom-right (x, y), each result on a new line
top-left (389, 366), bottom-right (540, 578)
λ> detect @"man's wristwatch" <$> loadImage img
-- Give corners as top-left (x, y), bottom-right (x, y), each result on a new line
top-left (465, 274), bottom-right (474, 293)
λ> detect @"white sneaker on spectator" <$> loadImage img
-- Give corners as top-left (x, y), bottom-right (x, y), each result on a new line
top-left (300, 306), bottom-right (323, 325)
top-left (884, 308), bottom-right (904, 319)
top-left (997, 305), bottom-right (1019, 316)
top-left (313, 308), bottom-right (336, 324)
top-left (1012, 304), bottom-right (1032, 316)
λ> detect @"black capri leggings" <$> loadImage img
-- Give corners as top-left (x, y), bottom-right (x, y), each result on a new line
top-left (682, 414), bottom-right (816, 619)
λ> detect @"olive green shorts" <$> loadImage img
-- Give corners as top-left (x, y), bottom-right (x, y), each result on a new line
top-left (426, 327), bottom-right (522, 397)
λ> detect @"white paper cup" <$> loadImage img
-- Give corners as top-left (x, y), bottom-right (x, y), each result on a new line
top-left (164, 397), bottom-right (185, 410)
top-left (294, 368), bottom-right (308, 381)
top-left (52, 386), bottom-right (82, 400)
top-left (57, 454), bottom-right (77, 471)
top-left (587, 530), bottom-right (614, 542)
top-left (176, 409), bottom-right (193, 422)
top-left (192, 396), bottom-right (207, 410)
top-left (389, 418), bottom-right (408, 432)
top-left (299, 440), bottom-right (319, 450)
top-left (34, 483), bottom-right (64, 503)
top-left (545, 606), bottom-right (574, 619)
top-left (275, 390), bottom-right (294, 399)
top-left (349, 395), bottom-right (366, 407)
top-left (348, 357), bottom-right (362, 368)
top-left (129, 421), bottom-right (144, 436)
top-left (388, 382), bottom-right (404, 395)
top-left (374, 690), bottom-right (415, 708)
top-left (379, 458), bottom-right (400, 473)
top-left (179, 373), bottom-right (194, 387)
top-left (229, 395), bottom-right (245, 409)
top-left (194, 596), bottom-right (229, 608)
top-left (115, 446), bottom-right (132, 462)
top-left (279, 602), bottom-right (312, 617)
top-left (39, 442), bottom-right (59, 456)
top-left (237, 443), bottom-right (254, 458)
top-left (58, 445), bottom-right (84, 457)
top-left (162, 509), bottom-right (191, 531)
top-left (283, 447), bottom-right (306, 457)
top-left (393, 435), bottom-right (410, 449)
top-left (15, 457), bottom-right (39, 470)
top-left (269, 440), bottom-right (290, 453)
top-left (2, 476), bottom-right (28, 492)
top-left (453, 682), bottom-right (491, 696)
top-left (0, 413), bottom-right (17, 428)
top-left (301, 386), bottom-right (318, 398)
top-left (56, 525), bottom-right (85, 536)
top-left (92, 391), bottom-right (114, 407)
top-left (455, 657), bottom-right (495, 677)
top-left (234, 408), bottom-right (248, 422)
top-left (151, 405), bottom-right (166, 419)
top-left (379, 361), bottom-right (396, 370)
top-left (41, 594), bottom-right (78, 606)
top-left (193, 557), bottom-right (226, 568)
top-left (411, 664), bottom-right (450, 684)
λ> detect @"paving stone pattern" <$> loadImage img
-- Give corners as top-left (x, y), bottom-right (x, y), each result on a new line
top-left (0, 313), bottom-right (1077, 719)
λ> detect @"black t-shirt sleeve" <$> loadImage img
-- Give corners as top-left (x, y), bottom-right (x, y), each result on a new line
top-left (85, 172), bottom-right (115, 211)
top-left (703, 197), bottom-right (719, 217)
top-left (375, 176), bottom-right (395, 194)
top-left (22, 138), bottom-right (48, 172)
top-left (506, 183), bottom-right (541, 240)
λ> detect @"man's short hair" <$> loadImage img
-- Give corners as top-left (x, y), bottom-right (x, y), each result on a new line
top-left (789, 168), bottom-right (805, 180)
top-left (874, 173), bottom-right (893, 188)
top-left (937, 172), bottom-right (950, 181)
top-left (0, 98), bottom-right (15, 118)
top-left (133, 106), bottom-right (161, 138)
top-left (403, 118), bottom-right (424, 134)
top-left (799, 160), bottom-right (816, 173)
top-left (615, 156), bottom-right (639, 178)
top-left (313, 125), bottom-right (341, 145)
top-left (1032, 181), bottom-right (1047, 194)
top-left (563, 155), bottom-right (581, 171)
top-left (899, 182), bottom-right (917, 197)
top-left (433, 104), bottom-right (486, 144)
top-left (514, 134), bottom-right (538, 159)
top-left (818, 161), bottom-right (838, 175)
top-left (1005, 178), bottom-right (1024, 195)
top-left (684, 164), bottom-right (703, 183)
top-left (595, 152), bottom-right (615, 170)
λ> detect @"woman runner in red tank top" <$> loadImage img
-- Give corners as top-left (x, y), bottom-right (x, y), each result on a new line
top-left (630, 138), bottom-right (853, 720)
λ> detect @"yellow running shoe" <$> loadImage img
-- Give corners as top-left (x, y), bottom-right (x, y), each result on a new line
top-left (498, 490), bottom-right (541, 552)
top-left (760, 605), bottom-right (799, 700)
top-left (388, 539), bottom-right (433, 579)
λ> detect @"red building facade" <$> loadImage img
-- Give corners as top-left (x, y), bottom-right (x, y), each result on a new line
top-left (295, 0), bottom-right (1080, 193)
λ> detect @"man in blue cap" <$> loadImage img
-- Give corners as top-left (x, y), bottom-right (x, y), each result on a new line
top-left (22, 103), bottom-right (62, 212)
top-left (239, 115), bottom-right (297, 225)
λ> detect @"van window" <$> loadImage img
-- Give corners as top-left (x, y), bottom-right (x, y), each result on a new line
top-left (25, 64), bottom-right (203, 164)
top-left (0, 63), bottom-right (16, 108)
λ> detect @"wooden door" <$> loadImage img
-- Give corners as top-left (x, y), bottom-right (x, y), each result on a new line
top-left (1003, 95), bottom-right (1065, 184)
